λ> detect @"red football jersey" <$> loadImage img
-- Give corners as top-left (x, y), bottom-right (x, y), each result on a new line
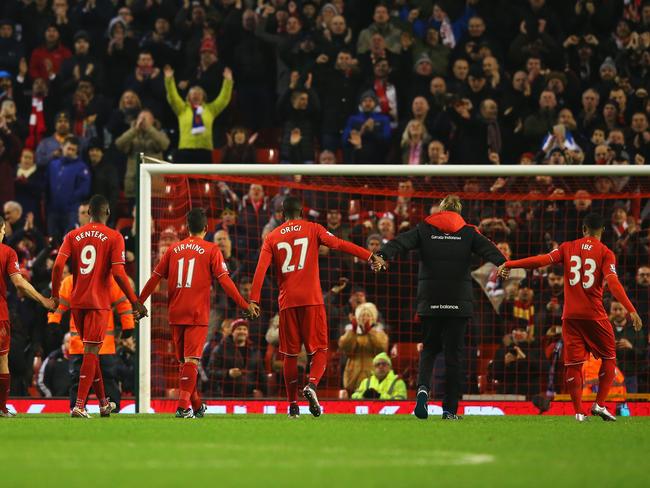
top-left (154, 237), bottom-right (229, 326)
top-left (251, 219), bottom-right (372, 310)
top-left (547, 237), bottom-right (618, 320)
top-left (0, 243), bottom-right (21, 321)
top-left (58, 223), bottom-right (126, 310)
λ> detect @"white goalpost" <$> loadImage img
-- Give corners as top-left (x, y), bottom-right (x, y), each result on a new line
top-left (136, 158), bottom-right (650, 413)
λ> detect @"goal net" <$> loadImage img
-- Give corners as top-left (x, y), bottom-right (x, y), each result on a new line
top-left (137, 161), bottom-right (650, 413)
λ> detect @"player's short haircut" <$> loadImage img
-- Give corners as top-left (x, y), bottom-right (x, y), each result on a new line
top-left (282, 195), bottom-right (303, 219)
top-left (187, 208), bottom-right (208, 234)
top-left (439, 194), bottom-right (462, 214)
top-left (583, 213), bottom-right (605, 232)
top-left (88, 194), bottom-right (109, 219)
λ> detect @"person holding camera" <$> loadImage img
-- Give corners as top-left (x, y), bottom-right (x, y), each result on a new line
top-left (377, 195), bottom-right (506, 420)
top-left (351, 352), bottom-right (407, 400)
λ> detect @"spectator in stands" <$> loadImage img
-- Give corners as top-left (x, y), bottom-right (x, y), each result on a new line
top-left (279, 72), bottom-right (321, 165)
top-left (37, 332), bottom-right (71, 397)
top-left (342, 91), bottom-right (391, 163)
top-left (2, 200), bottom-right (24, 246)
top-left (115, 109), bottom-right (170, 201)
top-left (314, 49), bottom-right (362, 151)
top-left (29, 24), bottom-right (71, 81)
top-left (414, 28), bottom-right (451, 77)
top-left (87, 139), bottom-right (118, 225)
top-left (125, 50), bottom-right (167, 123)
top-left (425, 140), bottom-right (449, 164)
top-left (524, 90), bottom-right (558, 149)
top-left (14, 149), bottom-right (46, 227)
top-left (214, 230), bottom-right (241, 280)
top-left (351, 352), bottom-right (407, 400)
top-left (46, 135), bottom-right (90, 242)
top-left (338, 302), bottom-right (389, 393)
top-left (0, 114), bottom-right (21, 204)
top-left (0, 18), bottom-right (24, 74)
top-left (221, 126), bottom-right (257, 164)
top-left (207, 318), bottom-right (264, 398)
top-left (35, 110), bottom-right (74, 168)
top-left (364, 57), bottom-right (398, 129)
top-left (491, 328), bottom-right (543, 397)
top-left (610, 301), bottom-right (645, 393)
top-left (357, 4), bottom-right (402, 54)
top-left (164, 64), bottom-right (233, 164)
top-left (60, 30), bottom-right (102, 95)
top-left (401, 119), bottom-right (430, 165)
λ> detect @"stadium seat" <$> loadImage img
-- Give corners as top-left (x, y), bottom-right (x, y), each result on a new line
top-left (477, 343), bottom-right (501, 394)
top-left (256, 148), bottom-right (279, 164)
top-left (212, 149), bottom-right (222, 164)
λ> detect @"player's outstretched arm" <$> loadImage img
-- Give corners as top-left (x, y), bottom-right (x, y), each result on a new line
top-left (11, 274), bottom-right (55, 311)
top-left (112, 264), bottom-right (148, 318)
top-left (138, 273), bottom-right (162, 304)
top-left (50, 251), bottom-right (68, 306)
top-left (217, 274), bottom-right (258, 317)
top-left (317, 225), bottom-right (373, 262)
top-left (605, 274), bottom-right (642, 331)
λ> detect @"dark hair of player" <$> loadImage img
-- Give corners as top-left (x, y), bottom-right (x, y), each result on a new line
top-left (282, 196), bottom-right (303, 220)
top-left (187, 208), bottom-right (208, 235)
top-left (88, 194), bottom-right (110, 222)
top-left (583, 213), bottom-right (605, 235)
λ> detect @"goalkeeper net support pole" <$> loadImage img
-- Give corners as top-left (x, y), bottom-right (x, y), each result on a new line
top-left (137, 157), bottom-right (650, 414)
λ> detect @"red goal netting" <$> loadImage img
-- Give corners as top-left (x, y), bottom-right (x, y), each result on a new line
top-left (147, 172), bottom-right (650, 403)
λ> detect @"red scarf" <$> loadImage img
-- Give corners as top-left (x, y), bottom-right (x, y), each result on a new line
top-left (25, 97), bottom-right (46, 150)
top-left (373, 80), bottom-right (390, 114)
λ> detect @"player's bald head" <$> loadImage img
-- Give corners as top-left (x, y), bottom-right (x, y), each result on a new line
top-left (583, 213), bottom-right (604, 237)
top-left (88, 194), bottom-right (110, 223)
top-left (282, 196), bottom-right (303, 220)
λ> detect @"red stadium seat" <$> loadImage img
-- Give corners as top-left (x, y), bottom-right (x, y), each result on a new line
top-left (212, 149), bottom-right (222, 164)
top-left (256, 148), bottom-right (279, 164)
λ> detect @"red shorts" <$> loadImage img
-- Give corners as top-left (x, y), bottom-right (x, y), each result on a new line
top-left (171, 325), bottom-right (207, 361)
top-left (279, 305), bottom-right (328, 356)
top-left (562, 318), bottom-right (616, 365)
top-left (0, 320), bottom-right (10, 355)
top-left (71, 309), bottom-right (111, 344)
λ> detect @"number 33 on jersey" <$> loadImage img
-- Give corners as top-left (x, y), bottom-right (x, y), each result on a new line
top-left (549, 237), bottom-right (618, 321)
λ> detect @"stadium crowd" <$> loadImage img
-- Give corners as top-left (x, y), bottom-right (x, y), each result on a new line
top-left (0, 0), bottom-right (649, 405)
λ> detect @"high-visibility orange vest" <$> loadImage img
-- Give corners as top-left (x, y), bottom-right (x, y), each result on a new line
top-left (48, 275), bottom-right (135, 354)
top-left (582, 355), bottom-right (627, 399)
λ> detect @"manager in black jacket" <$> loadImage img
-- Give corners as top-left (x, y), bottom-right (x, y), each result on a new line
top-left (378, 195), bottom-right (505, 420)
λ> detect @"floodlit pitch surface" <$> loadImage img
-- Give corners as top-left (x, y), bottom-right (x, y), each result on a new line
top-left (1, 415), bottom-right (649, 487)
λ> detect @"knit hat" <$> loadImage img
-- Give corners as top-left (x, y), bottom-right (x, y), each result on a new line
top-left (546, 71), bottom-right (567, 87)
top-left (414, 52), bottom-right (433, 69)
top-left (359, 90), bottom-right (378, 104)
top-left (0, 70), bottom-right (11, 79)
top-left (231, 318), bottom-right (249, 330)
top-left (73, 30), bottom-right (90, 43)
top-left (373, 352), bottom-right (392, 367)
top-left (200, 36), bottom-right (217, 55)
top-left (600, 57), bottom-right (617, 75)
top-left (468, 63), bottom-right (485, 79)
top-left (320, 3), bottom-right (339, 16)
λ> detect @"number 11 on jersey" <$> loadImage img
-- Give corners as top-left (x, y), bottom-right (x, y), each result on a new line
top-left (177, 257), bottom-right (196, 288)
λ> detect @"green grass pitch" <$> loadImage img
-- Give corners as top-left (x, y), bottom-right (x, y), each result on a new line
top-left (1, 414), bottom-right (649, 488)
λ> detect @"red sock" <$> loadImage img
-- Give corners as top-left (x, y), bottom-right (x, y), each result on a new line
top-left (92, 355), bottom-right (107, 407)
top-left (596, 359), bottom-right (616, 406)
top-left (565, 364), bottom-right (584, 415)
top-left (75, 354), bottom-right (97, 410)
top-left (190, 385), bottom-right (202, 411)
top-left (308, 350), bottom-right (327, 386)
top-left (178, 362), bottom-right (198, 410)
top-left (0, 373), bottom-right (9, 412)
top-left (283, 355), bottom-right (298, 403)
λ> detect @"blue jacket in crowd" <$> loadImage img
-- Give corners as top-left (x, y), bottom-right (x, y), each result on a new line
top-left (47, 156), bottom-right (91, 213)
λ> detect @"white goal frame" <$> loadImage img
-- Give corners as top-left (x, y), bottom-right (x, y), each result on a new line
top-left (137, 158), bottom-right (650, 413)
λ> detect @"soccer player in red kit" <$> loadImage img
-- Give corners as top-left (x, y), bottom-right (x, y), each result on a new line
top-left (499, 213), bottom-right (642, 422)
top-left (51, 195), bottom-right (147, 418)
top-left (251, 196), bottom-right (385, 418)
top-left (0, 216), bottom-right (55, 417)
top-left (138, 208), bottom-right (260, 418)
